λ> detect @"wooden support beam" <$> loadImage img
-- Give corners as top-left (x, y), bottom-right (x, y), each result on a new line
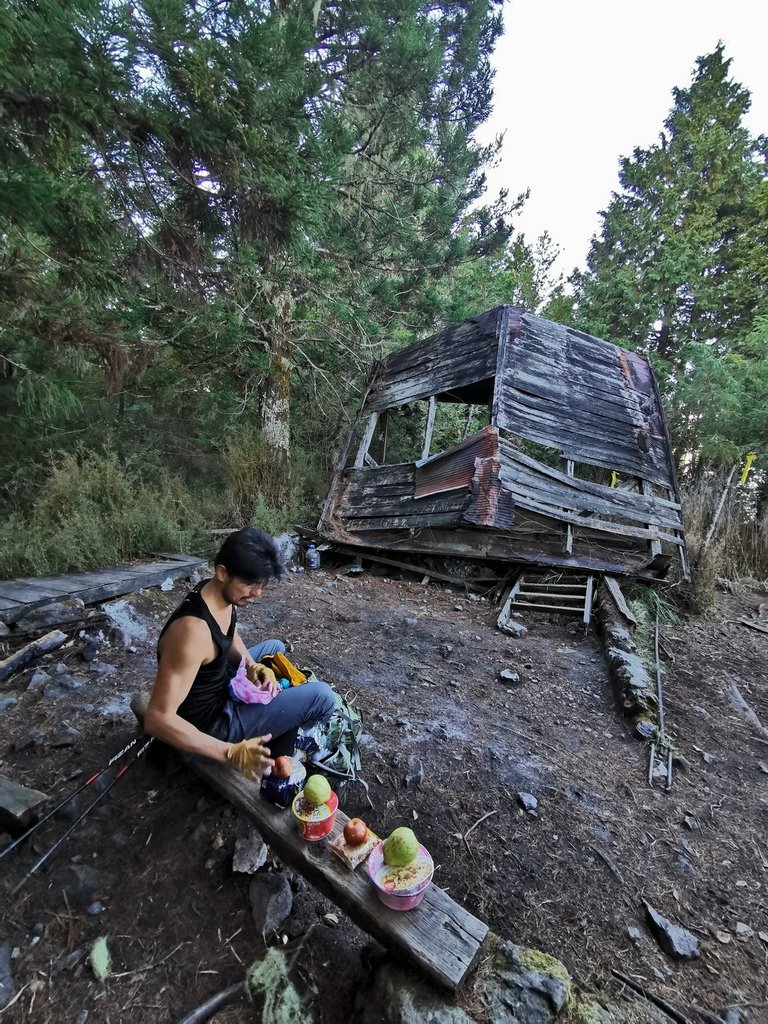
top-left (189, 757), bottom-right (488, 991)
top-left (354, 412), bottom-right (379, 469)
top-left (603, 576), bottom-right (637, 625)
top-left (497, 575), bottom-right (523, 629)
top-left (421, 396), bottom-right (437, 461)
top-left (583, 576), bottom-right (594, 625)
top-left (563, 460), bottom-right (574, 554)
top-left (641, 480), bottom-right (662, 557)
top-left (363, 452), bottom-right (379, 469)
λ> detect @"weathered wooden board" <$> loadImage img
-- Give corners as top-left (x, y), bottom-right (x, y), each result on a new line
top-left (0, 630), bottom-right (68, 682)
top-left (191, 758), bottom-right (488, 991)
top-left (603, 576), bottom-right (638, 625)
top-left (0, 775), bottom-right (50, 831)
top-left (0, 556), bottom-right (205, 625)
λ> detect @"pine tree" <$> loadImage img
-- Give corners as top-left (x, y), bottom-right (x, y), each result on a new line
top-left (572, 45), bottom-right (768, 472)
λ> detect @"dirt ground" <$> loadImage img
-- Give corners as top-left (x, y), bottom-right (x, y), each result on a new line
top-left (1, 561), bottom-right (767, 1023)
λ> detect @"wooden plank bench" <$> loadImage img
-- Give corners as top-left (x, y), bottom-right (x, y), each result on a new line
top-left (190, 757), bottom-right (488, 992)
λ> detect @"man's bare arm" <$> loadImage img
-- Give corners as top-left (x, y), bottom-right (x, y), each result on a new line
top-left (144, 618), bottom-right (231, 762)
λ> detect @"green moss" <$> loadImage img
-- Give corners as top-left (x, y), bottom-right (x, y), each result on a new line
top-left (574, 1000), bottom-right (616, 1024)
top-left (517, 945), bottom-right (572, 993)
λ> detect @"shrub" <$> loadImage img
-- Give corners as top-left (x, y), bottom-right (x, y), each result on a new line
top-left (0, 450), bottom-right (204, 578)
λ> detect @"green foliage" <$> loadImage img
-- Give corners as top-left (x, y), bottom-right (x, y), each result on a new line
top-left (89, 936), bottom-right (111, 983)
top-left (0, 451), bottom-right (203, 578)
top-left (573, 46), bottom-right (768, 477)
top-left (246, 948), bottom-right (303, 1024)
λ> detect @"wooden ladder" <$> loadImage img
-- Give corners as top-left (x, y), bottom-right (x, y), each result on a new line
top-left (498, 571), bottom-right (595, 627)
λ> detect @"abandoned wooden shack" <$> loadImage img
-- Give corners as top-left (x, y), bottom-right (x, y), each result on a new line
top-left (318, 307), bottom-right (689, 587)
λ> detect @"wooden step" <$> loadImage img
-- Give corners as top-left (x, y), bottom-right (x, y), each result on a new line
top-left (516, 590), bottom-right (585, 601)
top-left (511, 601), bottom-right (585, 613)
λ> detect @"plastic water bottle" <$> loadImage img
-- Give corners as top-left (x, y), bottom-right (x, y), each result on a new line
top-left (306, 544), bottom-right (320, 570)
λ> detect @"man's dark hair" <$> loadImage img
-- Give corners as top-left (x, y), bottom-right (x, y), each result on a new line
top-left (214, 527), bottom-right (283, 584)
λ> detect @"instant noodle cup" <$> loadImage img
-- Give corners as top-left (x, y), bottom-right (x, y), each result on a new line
top-left (291, 788), bottom-right (338, 841)
top-left (367, 840), bottom-right (434, 911)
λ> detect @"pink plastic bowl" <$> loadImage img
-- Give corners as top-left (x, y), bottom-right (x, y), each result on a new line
top-left (367, 841), bottom-right (434, 911)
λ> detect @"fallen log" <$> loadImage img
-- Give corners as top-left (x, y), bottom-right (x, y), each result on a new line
top-left (0, 629), bottom-right (67, 682)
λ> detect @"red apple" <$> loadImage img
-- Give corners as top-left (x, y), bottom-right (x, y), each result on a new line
top-left (273, 755), bottom-right (293, 779)
top-left (344, 818), bottom-right (368, 846)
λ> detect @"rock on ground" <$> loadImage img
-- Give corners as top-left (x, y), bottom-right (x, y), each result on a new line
top-left (249, 872), bottom-right (293, 938)
top-left (232, 825), bottom-right (268, 874)
top-left (644, 903), bottom-right (700, 959)
top-left (0, 943), bottom-right (13, 1010)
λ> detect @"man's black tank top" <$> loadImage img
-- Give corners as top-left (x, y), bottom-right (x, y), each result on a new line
top-left (157, 581), bottom-right (237, 731)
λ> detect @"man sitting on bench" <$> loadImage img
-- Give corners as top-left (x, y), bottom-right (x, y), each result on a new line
top-left (144, 527), bottom-right (336, 780)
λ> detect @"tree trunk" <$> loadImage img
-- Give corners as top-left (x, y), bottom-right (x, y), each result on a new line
top-left (260, 284), bottom-right (293, 509)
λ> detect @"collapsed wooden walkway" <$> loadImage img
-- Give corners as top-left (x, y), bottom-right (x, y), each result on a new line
top-left (0, 554), bottom-right (205, 627)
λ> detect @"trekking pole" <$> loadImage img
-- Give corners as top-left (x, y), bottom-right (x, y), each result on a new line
top-left (10, 737), bottom-right (153, 896)
top-left (0, 734), bottom-right (142, 862)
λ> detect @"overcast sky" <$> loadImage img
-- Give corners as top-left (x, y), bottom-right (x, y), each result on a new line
top-left (477, 0), bottom-right (767, 279)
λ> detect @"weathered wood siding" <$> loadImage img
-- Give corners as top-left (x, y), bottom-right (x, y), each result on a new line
top-left (495, 313), bottom-right (675, 489)
top-left (365, 308), bottom-right (500, 412)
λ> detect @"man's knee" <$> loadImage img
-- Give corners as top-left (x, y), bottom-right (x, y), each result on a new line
top-left (248, 639), bottom-right (286, 659)
top-left (308, 681), bottom-right (336, 722)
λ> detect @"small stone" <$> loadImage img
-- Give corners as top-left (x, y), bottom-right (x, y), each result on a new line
top-left (50, 723), bottom-right (81, 747)
top-left (517, 792), bottom-right (538, 817)
top-left (395, 718), bottom-right (409, 728)
top-left (0, 695), bottom-right (18, 712)
top-left (498, 620), bottom-right (528, 638)
top-left (89, 663), bottom-right (117, 677)
top-left (651, 967), bottom-right (665, 981)
top-left (701, 751), bottom-right (716, 764)
top-left (16, 598), bottom-right (85, 630)
top-left (51, 663), bottom-right (68, 676)
top-left (47, 864), bottom-right (104, 910)
top-left (323, 913), bottom-right (339, 927)
top-left (233, 829), bottom-right (268, 874)
top-left (644, 903), bottom-right (700, 958)
top-left (498, 670), bottom-right (520, 685)
top-left (27, 670), bottom-right (51, 691)
top-left (81, 704), bottom-right (95, 714)
top-left (758, 931), bottom-right (768, 944)
top-left (59, 674), bottom-right (86, 691)
top-left (453, 604), bottom-right (462, 611)
top-left (15, 728), bottom-right (45, 751)
top-left (680, 839), bottom-right (697, 858)
top-left (627, 926), bottom-right (642, 944)
top-left (672, 754), bottom-right (692, 773)
top-left (0, 943), bottom-right (13, 1011)
top-left (674, 856), bottom-right (695, 876)
top-left (403, 756), bottom-right (424, 788)
top-left (735, 922), bottom-right (753, 941)
top-left (86, 901), bottom-right (103, 916)
top-left (249, 873), bottom-right (293, 937)
top-left (404, 617), bottom-right (418, 627)
top-left (81, 633), bottom-right (103, 662)
top-left (376, 713), bottom-right (392, 723)
top-left (683, 814), bottom-right (699, 830)
top-left (159, 577), bottom-right (175, 592)
top-left (715, 930), bottom-right (732, 944)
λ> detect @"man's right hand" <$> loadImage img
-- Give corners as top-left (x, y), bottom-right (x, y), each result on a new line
top-left (226, 734), bottom-right (274, 780)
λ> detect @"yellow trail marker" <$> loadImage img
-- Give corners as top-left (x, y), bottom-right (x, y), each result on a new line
top-left (739, 452), bottom-right (757, 486)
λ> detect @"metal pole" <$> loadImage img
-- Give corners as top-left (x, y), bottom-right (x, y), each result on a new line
top-left (0, 735), bottom-right (141, 861)
top-left (10, 738), bottom-right (152, 895)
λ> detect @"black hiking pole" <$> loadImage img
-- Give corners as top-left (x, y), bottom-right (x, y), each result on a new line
top-left (0, 734), bottom-right (143, 862)
top-left (9, 737), bottom-right (153, 896)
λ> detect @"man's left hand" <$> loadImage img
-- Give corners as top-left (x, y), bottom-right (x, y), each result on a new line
top-left (247, 661), bottom-right (279, 697)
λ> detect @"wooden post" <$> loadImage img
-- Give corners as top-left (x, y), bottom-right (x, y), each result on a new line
top-left (640, 479), bottom-right (662, 557)
top-left (421, 397), bottom-right (437, 461)
top-left (354, 411), bottom-right (379, 468)
top-left (563, 460), bottom-right (574, 554)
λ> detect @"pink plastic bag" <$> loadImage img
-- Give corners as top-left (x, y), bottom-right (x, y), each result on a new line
top-left (228, 657), bottom-right (274, 705)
